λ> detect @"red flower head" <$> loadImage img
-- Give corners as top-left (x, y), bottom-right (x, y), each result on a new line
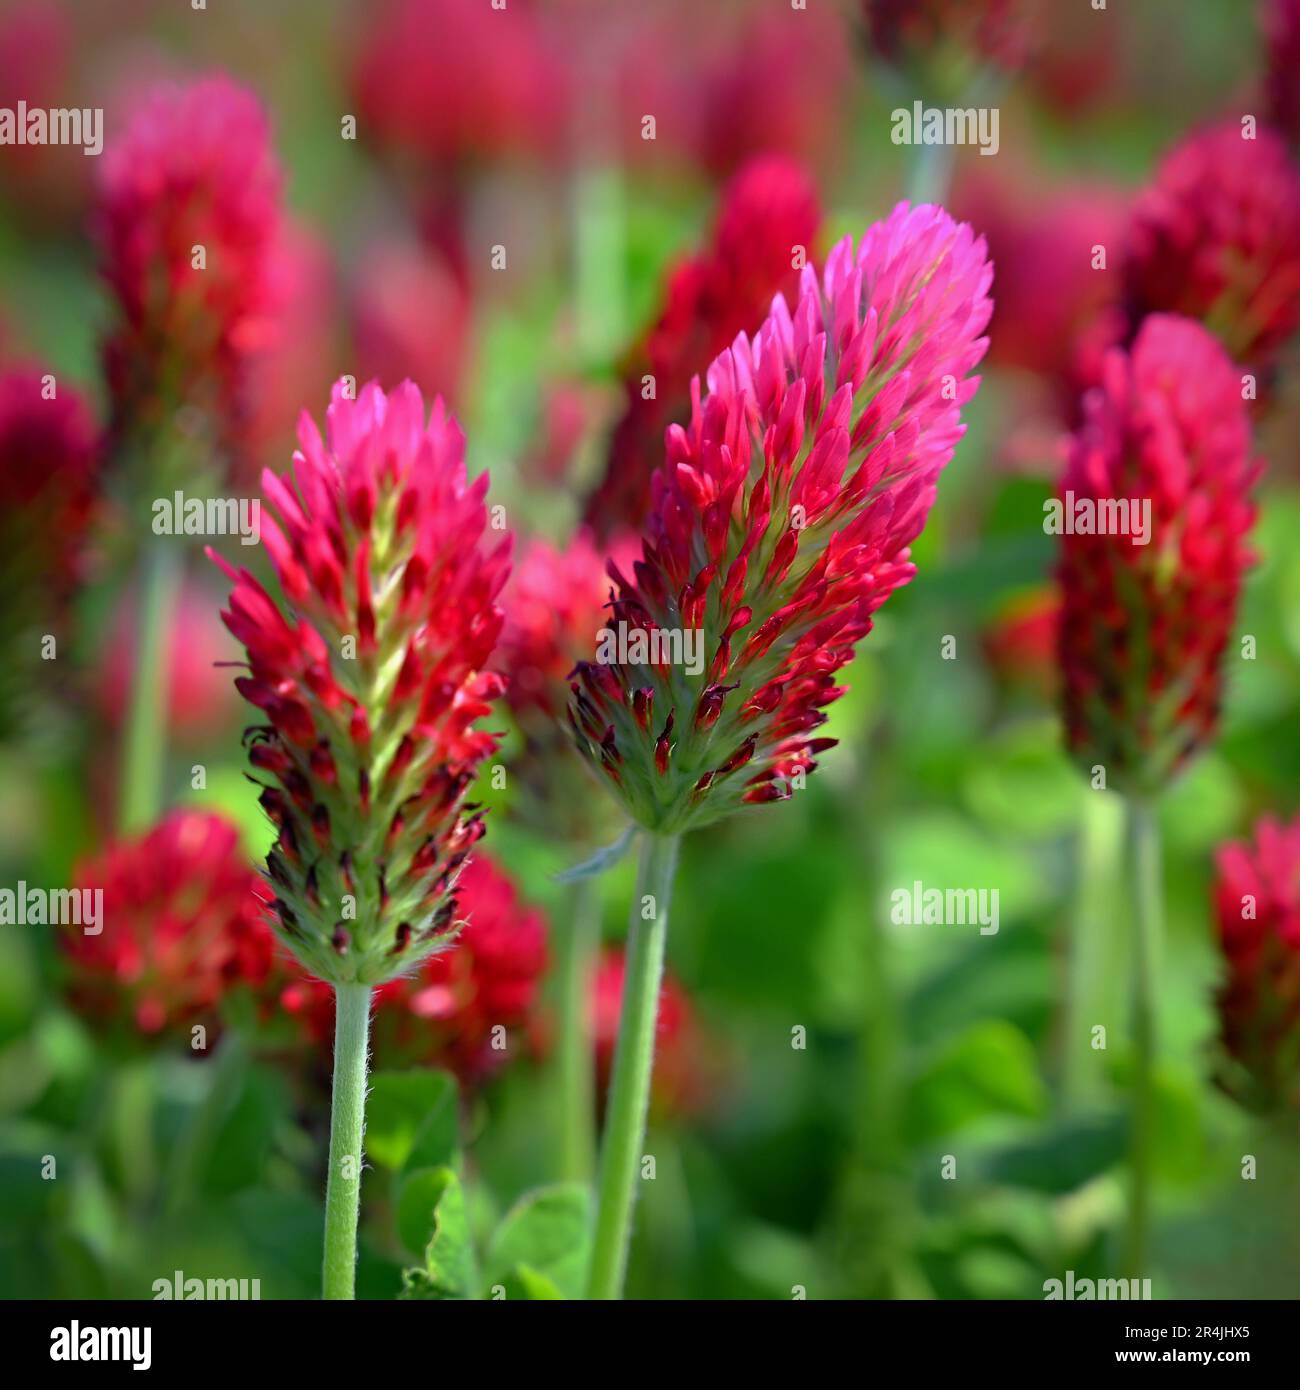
top-left (695, 4), bottom-right (853, 177)
top-left (1057, 315), bottom-right (1259, 794)
top-left (64, 811), bottom-right (274, 1038)
top-left (1213, 814), bottom-right (1300, 1108)
top-left (571, 203), bottom-right (992, 832)
top-left (0, 365), bottom-right (98, 600)
top-left (95, 74), bottom-right (284, 455)
top-left (584, 154), bottom-right (821, 540)
top-left (1262, 0), bottom-right (1300, 148)
top-left (282, 852), bottom-right (548, 1082)
top-left (0, 365), bottom-right (99, 732)
top-left (0, 1), bottom-right (87, 227)
top-left (501, 530), bottom-right (640, 723)
top-left (210, 379), bottom-right (512, 988)
top-left (592, 945), bottom-right (698, 1118)
top-left (1124, 119), bottom-right (1300, 372)
top-left (497, 529), bottom-right (635, 839)
top-left (954, 163), bottom-right (1128, 406)
top-left (350, 0), bottom-right (562, 172)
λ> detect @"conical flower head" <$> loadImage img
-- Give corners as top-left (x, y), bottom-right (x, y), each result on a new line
top-left (569, 202), bottom-right (992, 833)
top-left (64, 811), bottom-right (274, 1038)
top-left (211, 379), bottom-right (511, 987)
top-left (1123, 119), bottom-right (1300, 370)
top-left (1057, 315), bottom-right (1259, 794)
top-left (1213, 815), bottom-right (1300, 1109)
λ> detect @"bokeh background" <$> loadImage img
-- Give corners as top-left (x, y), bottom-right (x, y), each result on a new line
top-left (2, 0), bottom-right (1299, 1300)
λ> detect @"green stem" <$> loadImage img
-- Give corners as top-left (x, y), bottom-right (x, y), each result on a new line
top-left (323, 983), bottom-right (372, 1301)
top-left (1062, 789), bottom-right (1125, 1107)
top-left (586, 832), bottom-right (679, 1300)
top-left (906, 140), bottom-right (955, 205)
top-left (1124, 797), bottom-right (1162, 1280)
top-left (118, 544), bottom-right (179, 832)
top-left (554, 875), bottom-right (601, 1184)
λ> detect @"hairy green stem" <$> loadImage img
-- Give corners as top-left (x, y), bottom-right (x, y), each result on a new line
top-left (1124, 798), bottom-right (1162, 1280)
top-left (554, 875), bottom-right (601, 1184)
top-left (586, 833), bottom-right (679, 1300)
top-left (1062, 790), bottom-right (1125, 1107)
top-left (118, 544), bottom-right (179, 832)
top-left (323, 983), bottom-right (372, 1301)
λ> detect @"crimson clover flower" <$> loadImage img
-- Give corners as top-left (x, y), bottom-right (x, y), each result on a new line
top-left (569, 202), bottom-right (992, 834)
top-left (585, 154), bottom-right (821, 540)
top-left (1123, 119), bottom-right (1300, 373)
top-left (1057, 315), bottom-right (1259, 794)
top-left (1213, 814), bottom-right (1300, 1109)
top-left (64, 811), bottom-right (274, 1037)
top-left (210, 379), bottom-right (511, 988)
top-left (95, 74), bottom-right (284, 459)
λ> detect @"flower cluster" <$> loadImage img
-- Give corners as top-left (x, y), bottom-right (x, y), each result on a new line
top-left (63, 811), bottom-right (274, 1037)
top-left (570, 202), bottom-right (992, 833)
top-left (584, 154), bottom-right (821, 539)
top-left (95, 75), bottom-right (284, 455)
top-left (211, 379), bottom-right (511, 987)
top-left (281, 852), bottom-right (548, 1082)
top-left (1123, 119), bottom-right (1300, 371)
top-left (1213, 814), bottom-right (1300, 1108)
top-left (1057, 315), bottom-right (1259, 794)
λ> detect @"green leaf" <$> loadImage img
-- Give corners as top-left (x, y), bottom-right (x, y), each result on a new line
top-left (984, 1114), bottom-right (1127, 1194)
top-left (397, 1166), bottom-right (477, 1298)
top-left (365, 1069), bottom-right (459, 1173)
top-left (484, 1183), bottom-right (592, 1300)
top-left (905, 1020), bottom-right (1049, 1144)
